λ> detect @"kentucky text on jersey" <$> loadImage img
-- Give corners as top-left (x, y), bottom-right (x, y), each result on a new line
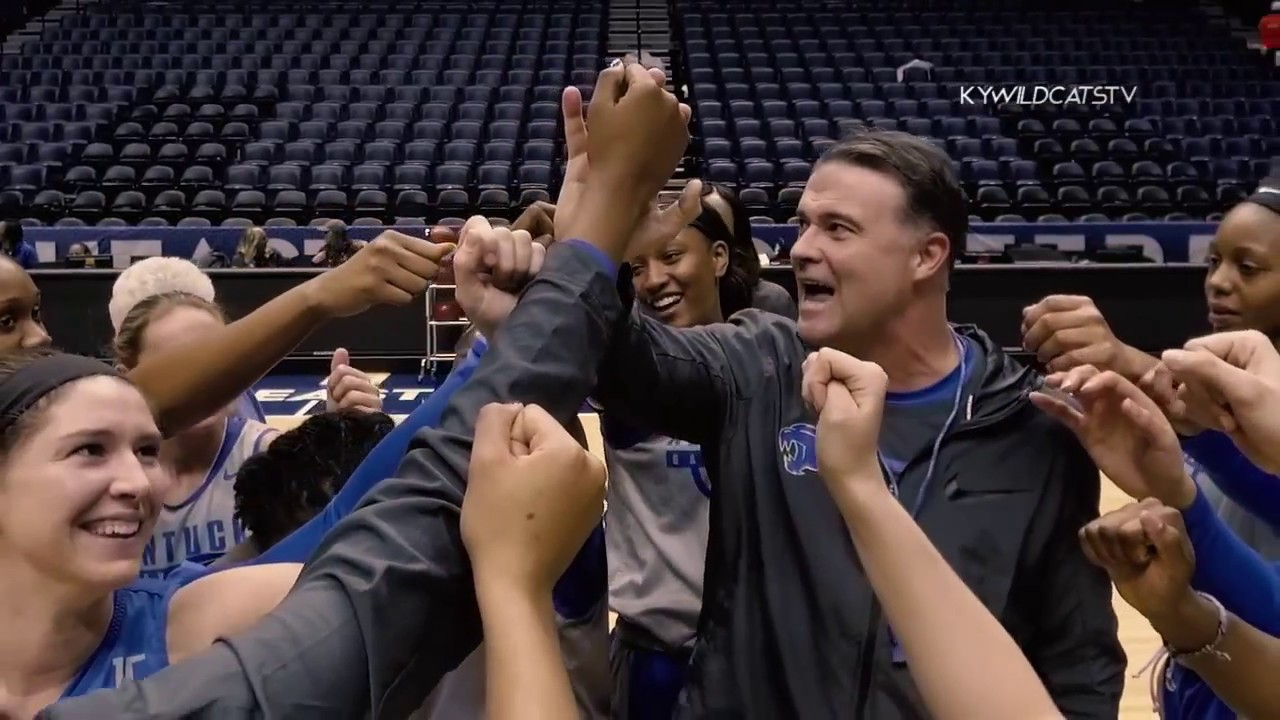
top-left (664, 439), bottom-right (711, 498)
top-left (140, 517), bottom-right (248, 579)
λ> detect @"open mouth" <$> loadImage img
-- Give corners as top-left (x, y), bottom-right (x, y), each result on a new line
top-left (799, 281), bottom-right (835, 300)
top-left (649, 293), bottom-right (683, 314)
top-left (80, 519), bottom-right (143, 540)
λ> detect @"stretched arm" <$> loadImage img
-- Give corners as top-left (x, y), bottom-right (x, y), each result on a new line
top-left (1180, 485), bottom-right (1280, 634)
top-left (1181, 431), bottom-right (1280, 532)
top-left (476, 576), bottom-right (578, 720)
top-left (1149, 592), bottom-right (1280, 719)
top-left (42, 240), bottom-right (630, 719)
top-left (130, 233), bottom-right (449, 435)
top-left (839, 483), bottom-right (1060, 720)
top-left (166, 564), bottom-right (304, 664)
top-left (594, 276), bottom-right (794, 445)
top-left (1019, 439), bottom-right (1125, 718)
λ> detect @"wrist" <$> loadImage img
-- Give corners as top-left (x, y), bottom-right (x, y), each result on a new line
top-left (1117, 345), bottom-right (1158, 381)
top-left (1163, 472), bottom-right (1199, 512)
top-left (564, 189), bottom-right (643, 262)
top-left (299, 273), bottom-right (339, 321)
top-left (832, 470), bottom-right (896, 519)
top-left (1149, 591), bottom-right (1219, 651)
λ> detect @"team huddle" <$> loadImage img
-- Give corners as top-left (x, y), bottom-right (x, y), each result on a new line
top-left (0, 62), bottom-right (1277, 720)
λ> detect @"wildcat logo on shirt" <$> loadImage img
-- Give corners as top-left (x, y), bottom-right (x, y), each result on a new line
top-left (778, 423), bottom-right (818, 475)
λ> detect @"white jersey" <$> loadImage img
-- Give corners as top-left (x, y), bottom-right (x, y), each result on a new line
top-left (140, 416), bottom-right (277, 578)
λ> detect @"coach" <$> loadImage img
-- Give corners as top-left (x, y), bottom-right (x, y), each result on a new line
top-left (569, 128), bottom-right (1125, 717)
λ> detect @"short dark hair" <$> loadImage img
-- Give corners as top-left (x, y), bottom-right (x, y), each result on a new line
top-left (234, 409), bottom-right (395, 549)
top-left (817, 129), bottom-right (968, 269)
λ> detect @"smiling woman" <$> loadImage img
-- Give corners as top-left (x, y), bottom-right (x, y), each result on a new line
top-left (0, 349), bottom-right (302, 719)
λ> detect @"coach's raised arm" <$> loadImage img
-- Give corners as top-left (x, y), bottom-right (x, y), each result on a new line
top-left (40, 64), bottom-right (691, 719)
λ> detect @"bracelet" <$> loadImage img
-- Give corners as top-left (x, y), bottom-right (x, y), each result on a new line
top-left (1162, 592), bottom-right (1231, 691)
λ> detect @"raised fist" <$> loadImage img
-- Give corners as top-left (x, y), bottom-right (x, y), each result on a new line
top-left (310, 229), bottom-right (455, 317)
top-left (452, 216), bottom-right (544, 339)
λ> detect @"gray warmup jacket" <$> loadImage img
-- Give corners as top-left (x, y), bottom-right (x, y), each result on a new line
top-left (42, 241), bottom-right (1123, 719)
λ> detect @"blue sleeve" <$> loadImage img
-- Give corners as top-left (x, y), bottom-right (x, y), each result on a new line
top-left (235, 391), bottom-right (267, 423)
top-left (1182, 486), bottom-right (1280, 635)
top-left (565, 239), bottom-right (618, 277)
top-left (1181, 430), bottom-right (1280, 531)
top-left (551, 523), bottom-right (608, 621)
top-left (250, 339), bottom-right (488, 566)
top-left (18, 244), bottom-right (38, 269)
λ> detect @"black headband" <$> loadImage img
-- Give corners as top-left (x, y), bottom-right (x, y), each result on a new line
top-left (689, 205), bottom-right (736, 247)
top-left (1246, 187), bottom-right (1280, 215)
top-left (0, 353), bottom-right (122, 432)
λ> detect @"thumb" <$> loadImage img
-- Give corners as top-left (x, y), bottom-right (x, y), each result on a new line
top-left (330, 347), bottom-right (349, 374)
top-left (1162, 348), bottom-right (1257, 403)
top-left (454, 215), bottom-right (491, 270)
top-left (656, 180), bottom-right (703, 234)
top-left (513, 404), bottom-right (573, 455)
top-left (473, 402), bottom-right (522, 465)
top-left (1139, 510), bottom-right (1187, 563)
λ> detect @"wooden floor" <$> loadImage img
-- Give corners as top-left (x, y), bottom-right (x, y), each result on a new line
top-left (267, 412), bottom-right (1158, 717)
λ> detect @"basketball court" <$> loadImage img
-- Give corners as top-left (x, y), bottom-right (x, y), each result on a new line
top-left (260, 376), bottom-right (1159, 718)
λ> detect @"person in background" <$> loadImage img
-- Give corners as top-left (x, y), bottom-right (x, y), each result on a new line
top-left (0, 220), bottom-right (38, 269)
top-left (106, 259), bottom-right (385, 576)
top-left (0, 231), bottom-right (450, 438)
top-left (231, 227), bottom-right (285, 268)
top-left (66, 242), bottom-right (99, 268)
top-left (606, 179), bottom-right (791, 717)
top-left (313, 220), bottom-right (366, 268)
top-left (1022, 180), bottom-right (1280, 559)
top-left (0, 349), bottom-right (305, 718)
top-left (221, 409), bottom-right (395, 562)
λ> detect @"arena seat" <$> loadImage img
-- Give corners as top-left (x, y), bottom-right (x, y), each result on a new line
top-left (0, 0), bottom-right (604, 225)
top-left (674, 0), bottom-right (1279, 221)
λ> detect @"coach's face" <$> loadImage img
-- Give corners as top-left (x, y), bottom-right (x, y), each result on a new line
top-left (791, 162), bottom-right (920, 350)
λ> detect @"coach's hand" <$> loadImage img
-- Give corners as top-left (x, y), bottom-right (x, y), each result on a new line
top-left (325, 348), bottom-right (383, 413)
top-left (463, 403), bottom-right (606, 595)
top-left (1022, 295), bottom-right (1151, 377)
top-left (1033, 365), bottom-right (1195, 508)
top-left (1080, 499), bottom-right (1198, 627)
top-left (311, 228), bottom-right (455, 317)
top-left (803, 348), bottom-right (890, 511)
top-left (453, 216), bottom-right (545, 340)
top-left (1162, 330), bottom-right (1280, 474)
top-left (555, 64), bottom-right (691, 261)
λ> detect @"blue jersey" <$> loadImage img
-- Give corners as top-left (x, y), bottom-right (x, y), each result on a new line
top-left (59, 579), bottom-right (180, 698)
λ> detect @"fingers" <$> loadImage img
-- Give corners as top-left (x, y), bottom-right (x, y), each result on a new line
top-left (654, 179), bottom-right (704, 237)
top-left (1044, 364), bottom-right (1099, 393)
top-left (473, 402), bottom-right (523, 465)
top-left (1162, 347), bottom-right (1258, 405)
top-left (1139, 505), bottom-right (1193, 565)
top-left (589, 63), bottom-right (626, 108)
top-left (1028, 391), bottom-right (1084, 432)
top-left (328, 368), bottom-right (382, 411)
top-left (1080, 500), bottom-right (1161, 571)
top-left (458, 218), bottom-right (540, 290)
top-left (330, 347), bottom-right (349, 375)
top-left (514, 404), bottom-right (579, 455)
top-left (801, 351), bottom-right (831, 415)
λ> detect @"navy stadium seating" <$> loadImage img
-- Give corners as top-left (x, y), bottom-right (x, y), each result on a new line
top-left (0, 0), bottom-right (602, 227)
top-left (675, 0), bottom-right (1279, 222)
top-left (0, 0), bottom-right (1276, 227)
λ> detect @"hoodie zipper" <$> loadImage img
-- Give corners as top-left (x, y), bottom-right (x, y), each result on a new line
top-left (852, 390), bottom-right (1030, 719)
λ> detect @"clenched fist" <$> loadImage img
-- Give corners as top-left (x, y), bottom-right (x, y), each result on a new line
top-left (463, 403), bottom-right (606, 595)
top-left (453, 215), bottom-right (545, 340)
top-left (802, 348), bottom-right (889, 513)
top-left (1021, 295), bottom-right (1147, 376)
